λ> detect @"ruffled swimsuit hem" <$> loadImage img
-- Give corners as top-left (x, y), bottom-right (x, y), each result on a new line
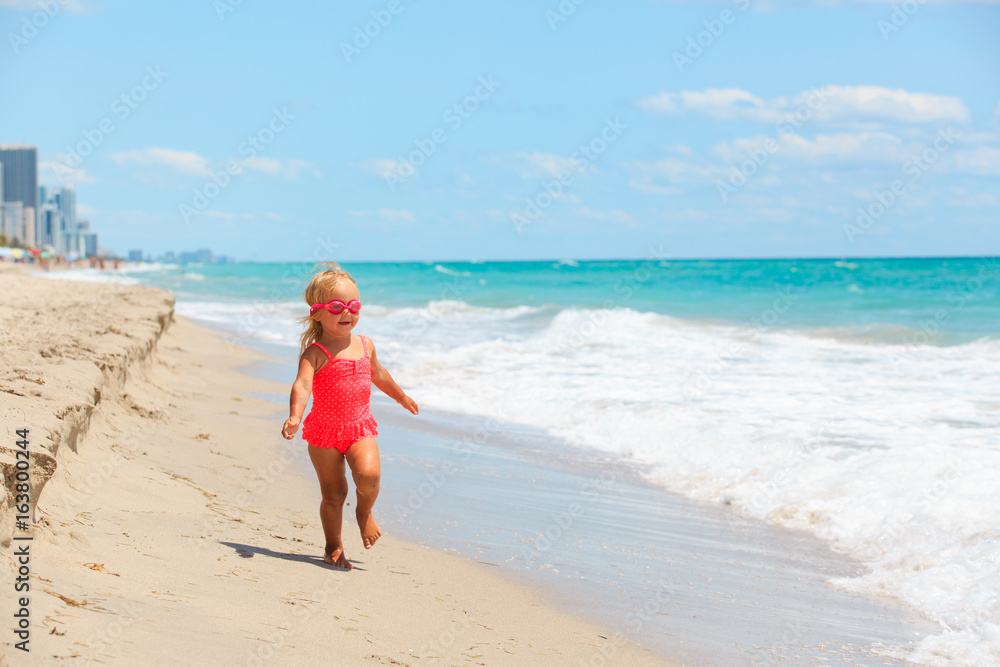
top-left (301, 414), bottom-right (378, 446)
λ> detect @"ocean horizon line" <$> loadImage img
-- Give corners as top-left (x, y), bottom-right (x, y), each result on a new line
top-left (159, 253), bottom-right (1000, 266)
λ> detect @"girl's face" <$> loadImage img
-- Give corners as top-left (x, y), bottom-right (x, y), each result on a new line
top-left (312, 281), bottom-right (361, 337)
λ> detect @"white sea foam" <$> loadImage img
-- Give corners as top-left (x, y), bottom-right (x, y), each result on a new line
top-left (114, 261), bottom-right (179, 273)
top-left (34, 267), bottom-right (140, 285)
top-left (433, 264), bottom-right (472, 277)
top-left (34, 262), bottom-right (179, 285)
top-left (357, 304), bottom-right (1000, 666)
top-left (175, 300), bottom-right (303, 348)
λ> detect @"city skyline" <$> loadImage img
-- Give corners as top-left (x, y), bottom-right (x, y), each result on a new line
top-left (0, 142), bottom-right (107, 256)
top-left (2, 1), bottom-right (998, 262)
top-left (126, 248), bottom-right (233, 264)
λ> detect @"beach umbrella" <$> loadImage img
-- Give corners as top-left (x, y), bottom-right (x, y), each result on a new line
top-left (10, 248), bottom-right (25, 259)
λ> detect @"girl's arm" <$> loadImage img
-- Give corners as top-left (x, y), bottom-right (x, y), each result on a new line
top-left (367, 337), bottom-right (418, 415)
top-left (282, 353), bottom-right (317, 439)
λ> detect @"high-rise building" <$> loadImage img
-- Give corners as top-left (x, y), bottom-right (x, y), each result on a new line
top-left (52, 187), bottom-right (77, 254)
top-left (53, 187), bottom-right (76, 232)
top-left (0, 146), bottom-right (40, 248)
top-left (38, 203), bottom-right (60, 248)
top-left (1, 201), bottom-right (24, 244)
top-left (76, 220), bottom-right (97, 257)
top-left (0, 144), bottom-right (38, 213)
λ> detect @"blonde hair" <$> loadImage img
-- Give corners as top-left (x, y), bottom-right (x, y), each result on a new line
top-left (297, 262), bottom-right (358, 355)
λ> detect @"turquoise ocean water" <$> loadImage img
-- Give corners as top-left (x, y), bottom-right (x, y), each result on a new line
top-left (59, 257), bottom-right (1000, 664)
top-left (107, 257), bottom-right (1000, 342)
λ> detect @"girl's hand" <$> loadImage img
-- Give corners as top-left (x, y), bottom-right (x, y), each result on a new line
top-left (398, 395), bottom-right (419, 415)
top-left (282, 416), bottom-right (301, 439)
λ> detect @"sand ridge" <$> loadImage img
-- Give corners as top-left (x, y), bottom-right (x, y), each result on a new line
top-left (0, 265), bottom-right (670, 666)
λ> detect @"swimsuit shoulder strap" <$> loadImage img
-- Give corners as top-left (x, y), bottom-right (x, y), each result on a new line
top-left (310, 342), bottom-right (334, 363)
top-left (360, 335), bottom-right (369, 356)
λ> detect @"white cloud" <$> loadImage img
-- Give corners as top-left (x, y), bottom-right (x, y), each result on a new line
top-left (356, 158), bottom-right (406, 179)
top-left (39, 159), bottom-right (95, 186)
top-left (109, 147), bottom-right (210, 176)
top-left (713, 131), bottom-right (909, 164)
top-left (945, 130), bottom-right (999, 145)
top-left (715, 126), bottom-right (1000, 178)
top-left (517, 152), bottom-right (583, 178)
top-left (486, 152), bottom-right (588, 179)
top-left (240, 157), bottom-right (321, 180)
top-left (640, 89), bottom-right (777, 122)
top-left (816, 85), bottom-right (970, 124)
top-left (626, 156), bottom-right (721, 197)
top-left (631, 123), bottom-right (996, 206)
top-left (629, 157), bottom-right (722, 184)
top-left (949, 147), bottom-right (1000, 175)
top-left (640, 85), bottom-right (970, 125)
top-left (109, 147), bottom-right (319, 184)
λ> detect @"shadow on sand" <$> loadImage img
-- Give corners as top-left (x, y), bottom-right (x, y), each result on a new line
top-left (219, 541), bottom-right (365, 571)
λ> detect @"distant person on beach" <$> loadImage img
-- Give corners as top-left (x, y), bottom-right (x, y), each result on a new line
top-left (282, 262), bottom-right (418, 569)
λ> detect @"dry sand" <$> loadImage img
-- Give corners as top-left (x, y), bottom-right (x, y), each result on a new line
top-left (0, 264), bottom-right (671, 666)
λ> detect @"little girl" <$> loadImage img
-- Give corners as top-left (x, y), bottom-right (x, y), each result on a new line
top-left (282, 262), bottom-right (418, 569)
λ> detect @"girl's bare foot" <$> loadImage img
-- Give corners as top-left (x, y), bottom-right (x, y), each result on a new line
top-left (324, 544), bottom-right (352, 569)
top-left (357, 510), bottom-right (381, 549)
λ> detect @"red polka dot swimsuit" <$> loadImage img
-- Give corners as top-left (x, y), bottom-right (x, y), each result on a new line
top-left (301, 336), bottom-right (378, 454)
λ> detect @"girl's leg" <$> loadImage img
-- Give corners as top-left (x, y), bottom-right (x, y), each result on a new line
top-left (345, 438), bottom-right (381, 548)
top-left (307, 444), bottom-right (352, 569)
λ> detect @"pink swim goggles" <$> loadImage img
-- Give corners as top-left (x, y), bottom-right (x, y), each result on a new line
top-left (310, 299), bottom-right (362, 316)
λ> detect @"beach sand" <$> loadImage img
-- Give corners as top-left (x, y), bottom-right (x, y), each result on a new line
top-left (0, 264), bottom-right (670, 666)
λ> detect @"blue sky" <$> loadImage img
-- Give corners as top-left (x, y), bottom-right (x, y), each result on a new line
top-left (2, 0), bottom-right (998, 261)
